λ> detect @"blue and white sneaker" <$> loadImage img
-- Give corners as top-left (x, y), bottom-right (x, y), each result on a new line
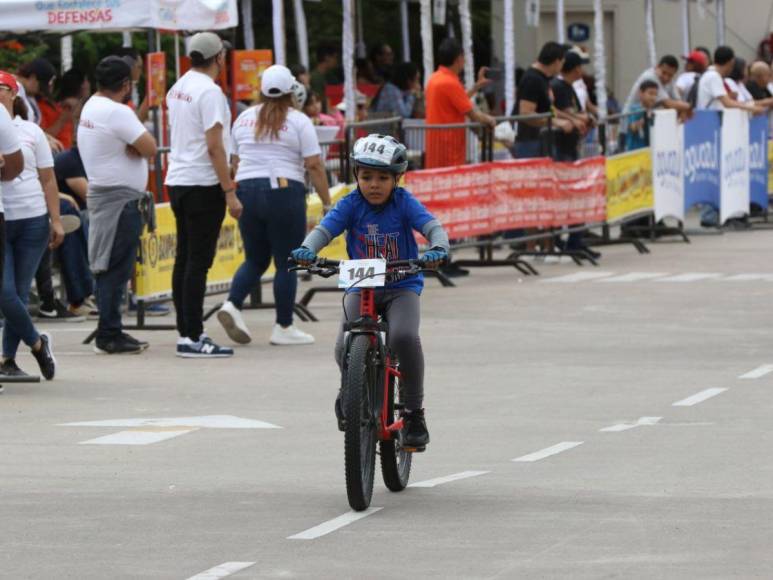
top-left (176, 336), bottom-right (234, 358)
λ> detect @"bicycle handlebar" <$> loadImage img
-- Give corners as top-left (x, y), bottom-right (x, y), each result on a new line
top-left (288, 257), bottom-right (428, 277)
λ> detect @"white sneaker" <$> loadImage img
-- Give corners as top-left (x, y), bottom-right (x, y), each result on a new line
top-left (270, 324), bottom-right (315, 346)
top-left (216, 301), bottom-right (252, 344)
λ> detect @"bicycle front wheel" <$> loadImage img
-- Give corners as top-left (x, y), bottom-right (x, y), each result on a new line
top-left (343, 334), bottom-right (377, 511)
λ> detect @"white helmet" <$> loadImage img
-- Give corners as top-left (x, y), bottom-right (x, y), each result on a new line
top-left (261, 64), bottom-right (295, 97)
top-left (291, 80), bottom-right (307, 108)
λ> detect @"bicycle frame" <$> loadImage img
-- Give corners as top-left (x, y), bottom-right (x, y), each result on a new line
top-left (354, 287), bottom-right (404, 441)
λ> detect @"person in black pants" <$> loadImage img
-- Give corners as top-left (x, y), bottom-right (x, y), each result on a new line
top-left (550, 52), bottom-right (601, 260)
top-left (165, 32), bottom-right (242, 358)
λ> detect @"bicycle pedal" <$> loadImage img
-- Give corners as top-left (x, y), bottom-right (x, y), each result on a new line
top-left (401, 445), bottom-right (426, 453)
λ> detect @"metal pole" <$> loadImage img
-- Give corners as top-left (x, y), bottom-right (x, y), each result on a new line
top-left (356, 0), bottom-right (366, 59)
top-left (400, 0), bottom-right (411, 62)
top-left (504, 0), bottom-right (515, 116)
top-left (645, 0), bottom-right (657, 68)
top-left (716, 0), bottom-right (726, 46)
top-left (593, 0), bottom-right (608, 119)
top-left (272, 0), bottom-right (286, 65)
top-left (556, 0), bottom-right (565, 44)
top-left (293, 0), bottom-right (310, 68)
top-left (680, 0), bottom-right (691, 57)
top-left (148, 30), bottom-right (163, 202)
top-left (420, 0), bottom-right (434, 88)
top-left (242, 0), bottom-right (255, 50)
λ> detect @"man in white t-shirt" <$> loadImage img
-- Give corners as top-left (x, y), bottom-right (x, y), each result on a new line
top-left (675, 50), bottom-right (709, 100)
top-left (77, 56), bottom-right (158, 355)
top-left (696, 46), bottom-right (763, 113)
top-left (165, 32), bottom-right (242, 359)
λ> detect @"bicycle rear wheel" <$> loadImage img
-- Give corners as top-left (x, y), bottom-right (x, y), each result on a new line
top-left (380, 366), bottom-right (412, 491)
top-left (343, 334), bottom-right (377, 511)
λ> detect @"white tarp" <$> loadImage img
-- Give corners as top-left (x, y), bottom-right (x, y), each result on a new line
top-left (420, 0), bottom-right (433, 89)
top-left (504, 0), bottom-right (515, 116)
top-left (592, 0), bottom-right (607, 119)
top-left (556, 0), bottom-right (565, 43)
top-left (0, 0), bottom-right (238, 31)
top-left (459, 0), bottom-right (474, 91)
top-left (645, 0), bottom-right (656, 68)
top-left (720, 109), bottom-right (750, 223)
top-left (342, 0), bottom-right (355, 121)
top-left (272, 0), bottom-right (285, 65)
top-left (652, 109), bottom-right (685, 222)
top-left (292, 0), bottom-right (309, 69)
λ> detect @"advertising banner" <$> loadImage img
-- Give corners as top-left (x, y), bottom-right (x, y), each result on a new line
top-left (552, 157), bottom-right (607, 226)
top-left (0, 0), bottom-right (238, 31)
top-left (135, 186), bottom-right (354, 300)
top-left (652, 109), bottom-right (684, 221)
top-left (489, 159), bottom-right (554, 230)
top-left (748, 114), bottom-right (769, 208)
top-left (720, 109), bottom-right (750, 223)
top-left (146, 52), bottom-right (166, 109)
top-left (683, 110), bottom-right (721, 211)
top-left (605, 149), bottom-right (653, 223)
top-left (231, 50), bottom-right (274, 103)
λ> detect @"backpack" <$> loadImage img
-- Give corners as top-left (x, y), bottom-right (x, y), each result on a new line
top-left (686, 73), bottom-right (703, 108)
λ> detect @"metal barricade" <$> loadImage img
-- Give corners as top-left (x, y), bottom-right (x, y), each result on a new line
top-left (400, 120), bottom-right (492, 170)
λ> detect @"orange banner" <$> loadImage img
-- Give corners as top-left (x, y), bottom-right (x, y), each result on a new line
top-left (146, 51), bottom-right (166, 108)
top-left (231, 49), bottom-right (273, 102)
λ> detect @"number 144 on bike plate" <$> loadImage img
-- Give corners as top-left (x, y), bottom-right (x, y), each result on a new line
top-left (338, 259), bottom-right (387, 289)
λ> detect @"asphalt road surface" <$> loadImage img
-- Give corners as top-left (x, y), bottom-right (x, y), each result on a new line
top-left (2, 226), bottom-right (772, 579)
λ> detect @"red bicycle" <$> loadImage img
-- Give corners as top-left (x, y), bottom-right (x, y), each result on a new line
top-left (290, 257), bottom-right (425, 511)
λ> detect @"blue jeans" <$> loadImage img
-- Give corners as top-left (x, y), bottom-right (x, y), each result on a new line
top-left (58, 200), bottom-right (93, 305)
top-left (512, 140), bottom-right (544, 159)
top-left (1, 214), bottom-right (50, 358)
top-left (95, 202), bottom-right (142, 341)
top-left (227, 178), bottom-right (306, 327)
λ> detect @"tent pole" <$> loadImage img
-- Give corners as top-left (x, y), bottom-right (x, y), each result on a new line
top-left (400, 0), bottom-right (411, 62)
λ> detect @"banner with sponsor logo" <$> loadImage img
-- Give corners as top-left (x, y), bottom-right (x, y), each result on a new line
top-left (605, 149), bottom-right (653, 223)
top-left (652, 109), bottom-right (684, 221)
top-left (146, 52), bottom-right (166, 109)
top-left (405, 157), bottom-right (606, 240)
top-left (231, 50), bottom-right (274, 103)
top-left (683, 110), bottom-right (721, 211)
top-left (1, 0), bottom-right (237, 31)
top-left (135, 185), bottom-right (352, 300)
top-left (720, 109), bottom-right (750, 223)
top-left (749, 114), bottom-right (769, 209)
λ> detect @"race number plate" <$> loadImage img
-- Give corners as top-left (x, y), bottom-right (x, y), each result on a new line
top-left (338, 259), bottom-right (387, 289)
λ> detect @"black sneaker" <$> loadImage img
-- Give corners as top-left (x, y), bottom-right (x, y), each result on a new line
top-left (0, 359), bottom-right (29, 377)
top-left (38, 299), bottom-right (85, 323)
top-left (31, 332), bottom-right (56, 380)
top-left (121, 332), bottom-right (149, 351)
top-left (401, 408), bottom-right (429, 451)
top-left (94, 335), bottom-right (144, 355)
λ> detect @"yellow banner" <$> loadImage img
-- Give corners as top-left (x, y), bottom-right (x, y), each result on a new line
top-left (768, 140), bottom-right (773, 194)
top-left (134, 184), bottom-right (356, 300)
top-left (605, 149), bottom-right (654, 223)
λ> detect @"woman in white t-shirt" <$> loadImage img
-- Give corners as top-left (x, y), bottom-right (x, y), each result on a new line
top-left (0, 71), bottom-right (63, 380)
top-left (217, 65), bottom-right (332, 346)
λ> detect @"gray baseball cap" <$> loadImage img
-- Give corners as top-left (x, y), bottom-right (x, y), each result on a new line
top-left (188, 32), bottom-right (227, 59)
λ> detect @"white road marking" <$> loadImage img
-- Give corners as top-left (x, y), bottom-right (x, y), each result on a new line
top-left (287, 508), bottom-right (383, 540)
top-left (672, 388), bottom-right (728, 407)
top-left (655, 273), bottom-right (722, 282)
top-left (720, 273), bottom-right (773, 282)
top-left (597, 272), bottom-right (669, 283)
top-left (62, 415), bottom-right (281, 446)
top-left (408, 470), bottom-right (490, 488)
top-left (600, 416), bottom-right (662, 432)
top-left (541, 271), bottom-right (615, 283)
top-left (185, 561), bottom-right (256, 580)
top-left (739, 364), bottom-right (773, 379)
top-left (512, 441), bottom-right (584, 462)
top-left (80, 429), bottom-right (196, 445)
top-left (61, 415), bottom-right (281, 429)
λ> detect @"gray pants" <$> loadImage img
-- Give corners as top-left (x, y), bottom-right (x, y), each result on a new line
top-left (334, 289), bottom-right (424, 410)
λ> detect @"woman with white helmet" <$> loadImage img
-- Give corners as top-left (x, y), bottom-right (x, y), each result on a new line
top-left (218, 64), bottom-right (332, 346)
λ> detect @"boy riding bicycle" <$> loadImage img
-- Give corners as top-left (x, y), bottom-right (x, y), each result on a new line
top-left (291, 134), bottom-right (450, 449)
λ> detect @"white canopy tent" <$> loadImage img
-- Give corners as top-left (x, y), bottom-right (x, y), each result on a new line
top-left (0, 0), bottom-right (237, 31)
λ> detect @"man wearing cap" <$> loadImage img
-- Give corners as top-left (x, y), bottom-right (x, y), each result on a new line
top-left (165, 32), bottom-right (242, 358)
top-left (675, 50), bottom-right (709, 101)
top-left (78, 56), bottom-right (158, 354)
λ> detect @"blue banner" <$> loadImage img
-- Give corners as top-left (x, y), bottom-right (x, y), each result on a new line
top-left (749, 114), bottom-right (768, 210)
top-left (683, 110), bottom-right (721, 210)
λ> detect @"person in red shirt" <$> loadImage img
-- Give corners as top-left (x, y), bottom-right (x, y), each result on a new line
top-left (39, 68), bottom-right (90, 151)
top-left (424, 38), bottom-right (495, 169)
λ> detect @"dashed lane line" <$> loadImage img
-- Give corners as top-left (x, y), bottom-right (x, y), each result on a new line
top-left (655, 272), bottom-right (723, 282)
top-left (597, 272), bottom-right (669, 283)
top-left (408, 471), bottom-right (490, 488)
top-left (739, 364), bottom-right (773, 379)
top-left (541, 271), bottom-right (615, 283)
top-left (599, 416), bottom-right (662, 432)
top-left (672, 388), bottom-right (728, 407)
top-left (512, 441), bottom-right (584, 462)
top-left (287, 508), bottom-right (383, 540)
top-left (185, 561), bottom-right (256, 580)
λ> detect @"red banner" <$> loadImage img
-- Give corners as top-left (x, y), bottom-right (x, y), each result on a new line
top-left (404, 157), bottom-right (607, 240)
